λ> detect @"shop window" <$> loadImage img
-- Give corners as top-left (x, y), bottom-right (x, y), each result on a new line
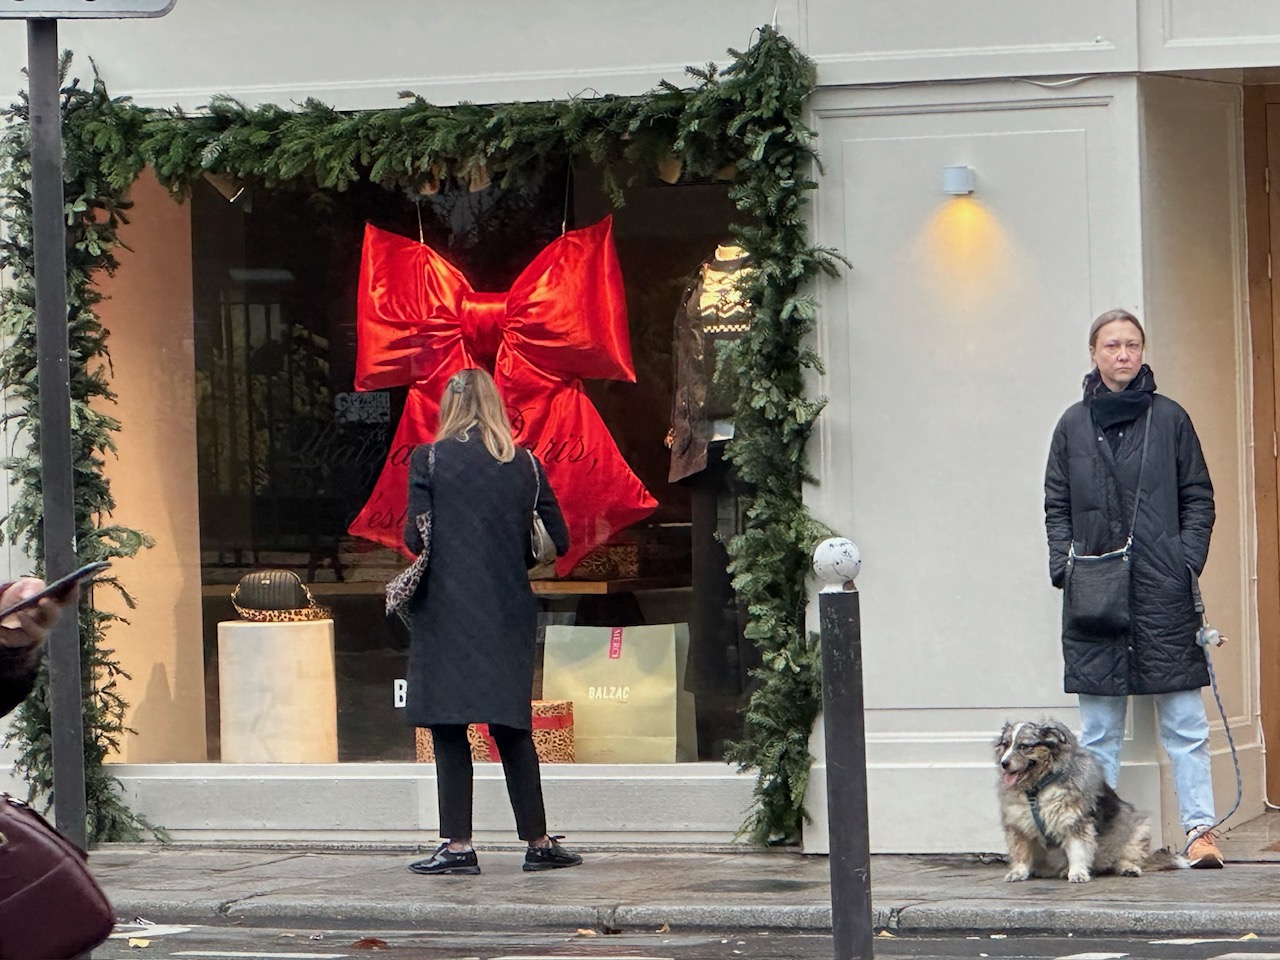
top-left (191, 169), bottom-right (754, 763)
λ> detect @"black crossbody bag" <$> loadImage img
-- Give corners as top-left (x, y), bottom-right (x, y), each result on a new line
top-left (1062, 407), bottom-right (1152, 638)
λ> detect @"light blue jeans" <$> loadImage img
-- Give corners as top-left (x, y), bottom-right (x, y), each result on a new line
top-left (1077, 690), bottom-right (1216, 834)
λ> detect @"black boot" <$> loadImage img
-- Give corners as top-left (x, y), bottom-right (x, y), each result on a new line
top-left (409, 842), bottom-right (480, 876)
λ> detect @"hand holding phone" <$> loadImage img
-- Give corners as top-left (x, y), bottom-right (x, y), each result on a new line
top-left (0, 561), bottom-right (110, 622)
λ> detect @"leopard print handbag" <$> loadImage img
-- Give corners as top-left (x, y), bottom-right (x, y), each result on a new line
top-left (387, 445), bottom-right (434, 625)
top-left (231, 570), bottom-right (331, 622)
top-left (386, 511), bottom-right (431, 625)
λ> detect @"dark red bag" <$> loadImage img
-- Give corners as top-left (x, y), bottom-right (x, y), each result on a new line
top-left (0, 794), bottom-right (113, 959)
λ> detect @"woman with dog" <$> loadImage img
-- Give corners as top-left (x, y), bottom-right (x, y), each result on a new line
top-left (1044, 308), bottom-right (1223, 869)
top-left (400, 367), bottom-right (582, 877)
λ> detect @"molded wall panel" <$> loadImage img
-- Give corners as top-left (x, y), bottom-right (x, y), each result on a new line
top-left (805, 78), bottom-right (1151, 851)
top-left (810, 86), bottom-right (1136, 712)
top-left (1140, 0), bottom-right (1280, 73)
top-left (804, 1), bottom-right (1138, 84)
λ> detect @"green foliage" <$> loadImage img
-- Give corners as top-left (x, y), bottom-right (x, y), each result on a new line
top-left (707, 29), bottom-right (843, 844)
top-left (2, 27), bottom-right (838, 842)
top-left (0, 57), bottom-right (158, 843)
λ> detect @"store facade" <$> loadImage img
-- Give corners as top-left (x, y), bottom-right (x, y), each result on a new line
top-left (0, 1), bottom-right (1278, 852)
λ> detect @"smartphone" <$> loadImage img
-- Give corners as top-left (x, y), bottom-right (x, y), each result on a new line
top-left (0, 561), bottom-right (110, 620)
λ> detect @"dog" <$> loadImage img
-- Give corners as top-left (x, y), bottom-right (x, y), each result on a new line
top-left (995, 719), bottom-right (1166, 883)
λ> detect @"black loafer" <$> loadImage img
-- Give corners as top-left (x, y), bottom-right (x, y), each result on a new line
top-left (409, 843), bottom-right (480, 876)
top-left (523, 835), bottom-right (583, 872)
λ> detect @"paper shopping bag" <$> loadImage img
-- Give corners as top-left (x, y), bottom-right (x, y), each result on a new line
top-left (541, 623), bottom-right (697, 763)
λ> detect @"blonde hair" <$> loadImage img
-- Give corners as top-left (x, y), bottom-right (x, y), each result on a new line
top-left (436, 368), bottom-right (517, 462)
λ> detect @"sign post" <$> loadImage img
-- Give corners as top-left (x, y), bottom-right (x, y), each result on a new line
top-left (10, 0), bottom-right (176, 849)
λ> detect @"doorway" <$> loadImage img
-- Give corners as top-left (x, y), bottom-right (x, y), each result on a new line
top-left (1244, 86), bottom-right (1280, 801)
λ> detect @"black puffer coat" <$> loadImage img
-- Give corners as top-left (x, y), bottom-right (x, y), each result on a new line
top-left (1044, 369), bottom-right (1214, 695)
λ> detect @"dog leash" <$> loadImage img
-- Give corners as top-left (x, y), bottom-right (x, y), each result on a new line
top-left (1024, 770), bottom-right (1064, 844)
top-left (1186, 568), bottom-right (1242, 856)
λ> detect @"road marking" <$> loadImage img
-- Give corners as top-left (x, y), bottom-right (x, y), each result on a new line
top-left (1055, 953), bottom-right (1129, 959)
top-left (1152, 939), bottom-right (1259, 945)
top-left (171, 953), bottom-right (350, 959)
top-left (109, 924), bottom-right (195, 938)
top-left (1207, 955), bottom-right (1280, 959)
top-left (492, 956), bottom-right (674, 959)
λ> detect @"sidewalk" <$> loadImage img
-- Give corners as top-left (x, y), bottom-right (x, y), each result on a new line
top-left (90, 813), bottom-right (1280, 938)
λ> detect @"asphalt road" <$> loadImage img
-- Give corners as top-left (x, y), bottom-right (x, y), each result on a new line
top-left (90, 924), bottom-right (1280, 960)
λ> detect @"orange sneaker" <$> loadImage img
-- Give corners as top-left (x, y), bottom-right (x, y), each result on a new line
top-left (1186, 828), bottom-right (1224, 869)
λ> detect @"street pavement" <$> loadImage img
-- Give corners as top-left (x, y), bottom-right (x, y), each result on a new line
top-left (89, 811), bottom-right (1280, 940)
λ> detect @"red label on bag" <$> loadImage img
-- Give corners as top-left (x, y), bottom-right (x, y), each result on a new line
top-left (609, 627), bottom-right (623, 659)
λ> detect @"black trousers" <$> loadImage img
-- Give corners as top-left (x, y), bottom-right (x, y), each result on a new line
top-left (430, 723), bottom-right (547, 842)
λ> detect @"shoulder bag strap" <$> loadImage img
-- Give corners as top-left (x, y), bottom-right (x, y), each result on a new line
top-left (528, 448), bottom-right (540, 509)
top-left (1125, 406), bottom-right (1154, 544)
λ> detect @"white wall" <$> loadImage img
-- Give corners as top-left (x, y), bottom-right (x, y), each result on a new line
top-left (1137, 74), bottom-right (1263, 837)
top-left (0, 3), bottom-right (1279, 114)
top-left (805, 76), bottom-right (1157, 853)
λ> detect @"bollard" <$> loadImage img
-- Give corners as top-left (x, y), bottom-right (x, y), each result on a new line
top-left (813, 537), bottom-right (873, 960)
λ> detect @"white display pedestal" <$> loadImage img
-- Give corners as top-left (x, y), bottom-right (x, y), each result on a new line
top-left (217, 619), bottom-right (339, 763)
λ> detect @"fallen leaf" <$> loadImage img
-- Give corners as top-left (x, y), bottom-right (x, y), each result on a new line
top-left (127, 939), bottom-right (151, 948)
top-left (576, 928), bottom-right (598, 937)
top-left (655, 922), bottom-right (670, 933)
top-left (1244, 933), bottom-right (1260, 940)
top-left (877, 931), bottom-right (897, 939)
top-left (351, 937), bottom-right (389, 950)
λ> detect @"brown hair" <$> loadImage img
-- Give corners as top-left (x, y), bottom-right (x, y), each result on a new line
top-left (436, 368), bottom-right (516, 463)
top-left (1088, 309), bottom-right (1145, 349)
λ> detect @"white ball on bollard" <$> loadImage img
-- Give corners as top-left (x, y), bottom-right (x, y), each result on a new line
top-left (813, 537), bottom-right (861, 592)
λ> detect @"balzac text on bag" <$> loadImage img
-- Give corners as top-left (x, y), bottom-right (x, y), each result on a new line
top-left (588, 685), bottom-right (631, 702)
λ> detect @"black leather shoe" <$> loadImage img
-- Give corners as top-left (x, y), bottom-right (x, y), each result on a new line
top-left (523, 835), bottom-right (583, 872)
top-left (409, 843), bottom-right (480, 875)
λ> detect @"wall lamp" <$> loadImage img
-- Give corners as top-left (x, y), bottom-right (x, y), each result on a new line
top-left (941, 165), bottom-right (977, 196)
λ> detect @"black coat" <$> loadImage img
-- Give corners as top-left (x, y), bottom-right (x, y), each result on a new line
top-left (1044, 383), bottom-right (1214, 696)
top-left (402, 432), bottom-right (569, 730)
top-left (0, 646), bottom-right (37, 718)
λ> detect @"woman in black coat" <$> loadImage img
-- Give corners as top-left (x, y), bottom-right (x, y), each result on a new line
top-left (1044, 308), bottom-right (1222, 868)
top-left (402, 367), bottom-right (580, 876)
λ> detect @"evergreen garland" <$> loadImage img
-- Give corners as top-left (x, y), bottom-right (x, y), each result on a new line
top-left (2, 27), bottom-right (837, 842)
top-left (0, 58), bottom-right (157, 842)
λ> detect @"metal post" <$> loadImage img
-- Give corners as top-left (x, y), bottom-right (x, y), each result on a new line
top-left (28, 17), bottom-right (87, 850)
top-left (814, 537), bottom-right (872, 960)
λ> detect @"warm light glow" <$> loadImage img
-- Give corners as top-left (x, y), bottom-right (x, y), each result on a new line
top-left (916, 197), bottom-right (1022, 318)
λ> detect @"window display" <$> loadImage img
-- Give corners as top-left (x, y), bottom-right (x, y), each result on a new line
top-left (191, 170), bottom-right (749, 762)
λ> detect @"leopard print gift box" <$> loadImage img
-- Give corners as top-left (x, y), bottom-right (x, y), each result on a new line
top-left (415, 700), bottom-right (574, 763)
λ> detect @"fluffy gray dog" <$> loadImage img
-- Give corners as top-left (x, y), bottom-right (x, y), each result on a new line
top-left (995, 719), bottom-right (1158, 882)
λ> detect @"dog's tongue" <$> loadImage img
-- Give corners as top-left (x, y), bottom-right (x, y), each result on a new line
top-left (1001, 771), bottom-right (1021, 788)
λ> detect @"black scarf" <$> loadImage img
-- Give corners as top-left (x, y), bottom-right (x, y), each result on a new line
top-left (1083, 364), bottom-right (1155, 430)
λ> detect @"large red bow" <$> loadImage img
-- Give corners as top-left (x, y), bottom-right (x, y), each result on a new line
top-left (349, 216), bottom-right (657, 575)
